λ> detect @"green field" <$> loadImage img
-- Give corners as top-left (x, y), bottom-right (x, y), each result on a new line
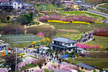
top-left (46, 22), bottom-right (108, 32)
top-left (61, 11), bottom-right (106, 20)
top-left (45, 22), bottom-right (108, 48)
top-left (97, 3), bottom-right (108, 14)
top-left (68, 57), bottom-right (108, 70)
top-left (0, 35), bottom-right (42, 48)
top-left (99, 3), bottom-right (108, 9)
top-left (36, 4), bottom-right (60, 11)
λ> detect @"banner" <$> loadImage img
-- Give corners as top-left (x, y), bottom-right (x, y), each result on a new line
top-left (0, 51), bottom-right (5, 56)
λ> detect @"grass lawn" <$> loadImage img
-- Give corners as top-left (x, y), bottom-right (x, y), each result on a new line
top-left (56, 33), bottom-right (82, 40)
top-left (0, 35), bottom-right (42, 48)
top-left (68, 57), bottom-right (108, 69)
top-left (61, 11), bottom-right (106, 20)
top-left (21, 64), bottom-right (37, 72)
top-left (46, 22), bottom-right (108, 32)
top-left (36, 4), bottom-right (60, 11)
top-left (43, 11), bottom-right (66, 16)
top-left (99, 3), bottom-right (108, 9)
top-left (0, 23), bottom-right (8, 29)
top-left (86, 36), bottom-right (108, 49)
top-left (45, 22), bottom-right (108, 48)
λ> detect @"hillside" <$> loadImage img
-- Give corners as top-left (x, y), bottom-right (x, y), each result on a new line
top-left (22, 0), bottom-right (61, 5)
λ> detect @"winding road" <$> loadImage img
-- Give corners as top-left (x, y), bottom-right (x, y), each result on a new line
top-left (87, 10), bottom-right (108, 24)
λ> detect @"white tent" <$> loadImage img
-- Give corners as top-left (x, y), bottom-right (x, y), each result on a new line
top-left (71, 69), bottom-right (78, 72)
top-left (40, 47), bottom-right (49, 50)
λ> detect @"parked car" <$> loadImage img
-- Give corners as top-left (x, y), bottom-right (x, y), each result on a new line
top-left (39, 47), bottom-right (49, 54)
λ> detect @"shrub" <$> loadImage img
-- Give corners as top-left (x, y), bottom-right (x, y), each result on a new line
top-left (27, 26), bottom-right (56, 38)
top-left (17, 12), bottom-right (33, 25)
top-left (106, 47), bottom-right (108, 51)
top-left (0, 24), bottom-right (24, 34)
top-left (39, 15), bottom-right (95, 23)
top-left (48, 20), bottom-right (70, 23)
top-left (72, 21), bottom-right (90, 24)
top-left (44, 69), bottom-right (49, 72)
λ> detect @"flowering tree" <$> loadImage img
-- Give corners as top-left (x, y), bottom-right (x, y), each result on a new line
top-left (0, 68), bottom-right (8, 72)
top-left (76, 43), bottom-right (99, 50)
top-left (37, 32), bottom-right (44, 37)
top-left (39, 15), bottom-right (95, 23)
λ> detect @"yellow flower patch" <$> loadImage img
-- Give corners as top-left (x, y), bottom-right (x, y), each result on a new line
top-left (18, 53), bottom-right (25, 56)
top-left (94, 21), bottom-right (102, 24)
top-left (48, 20), bottom-right (70, 24)
top-left (72, 21), bottom-right (90, 24)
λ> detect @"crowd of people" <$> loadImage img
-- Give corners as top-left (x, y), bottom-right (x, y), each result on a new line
top-left (18, 48), bottom-right (64, 72)
top-left (79, 31), bottom-right (94, 43)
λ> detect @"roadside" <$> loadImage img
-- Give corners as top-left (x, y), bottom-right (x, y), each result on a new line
top-left (87, 10), bottom-right (108, 24)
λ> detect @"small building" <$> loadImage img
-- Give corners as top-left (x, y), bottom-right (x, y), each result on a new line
top-left (0, 0), bottom-right (34, 11)
top-left (12, 0), bottom-right (23, 9)
top-left (77, 63), bottom-right (100, 72)
top-left (0, 43), bottom-right (10, 51)
top-left (76, 48), bottom-right (86, 54)
top-left (50, 37), bottom-right (77, 53)
top-left (0, 0), bottom-right (13, 10)
top-left (62, 0), bottom-right (73, 8)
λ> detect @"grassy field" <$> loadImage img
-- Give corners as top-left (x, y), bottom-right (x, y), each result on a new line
top-left (0, 23), bottom-right (8, 30)
top-left (61, 11), bottom-right (106, 20)
top-left (99, 3), bottom-right (108, 9)
top-left (86, 36), bottom-right (108, 49)
top-left (0, 35), bottom-right (42, 48)
top-left (36, 4), bottom-right (60, 11)
top-left (68, 57), bottom-right (108, 70)
top-left (46, 22), bottom-right (108, 32)
top-left (43, 11), bottom-right (66, 16)
top-left (45, 22), bottom-right (108, 48)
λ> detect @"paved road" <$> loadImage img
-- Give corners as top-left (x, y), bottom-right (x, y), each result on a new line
top-left (87, 10), bottom-right (108, 24)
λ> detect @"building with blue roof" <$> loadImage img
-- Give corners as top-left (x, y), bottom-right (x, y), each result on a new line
top-left (50, 37), bottom-right (77, 53)
top-left (77, 63), bottom-right (100, 72)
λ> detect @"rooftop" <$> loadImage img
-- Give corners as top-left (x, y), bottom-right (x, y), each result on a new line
top-left (14, 0), bottom-right (23, 3)
top-left (0, 3), bottom-right (12, 6)
top-left (52, 37), bottom-right (77, 43)
top-left (77, 63), bottom-right (96, 70)
top-left (23, 3), bottom-right (33, 7)
top-left (0, 0), bottom-right (10, 2)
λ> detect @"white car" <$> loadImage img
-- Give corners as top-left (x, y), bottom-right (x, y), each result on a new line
top-left (39, 47), bottom-right (49, 54)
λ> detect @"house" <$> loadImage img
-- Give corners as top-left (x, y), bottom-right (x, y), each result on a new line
top-left (22, 3), bottom-right (34, 14)
top-left (0, 0), bottom-right (13, 10)
top-left (62, 0), bottom-right (73, 8)
top-left (76, 48), bottom-right (86, 54)
top-left (50, 37), bottom-right (77, 53)
top-left (0, 43), bottom-right (10, 51)
top-left (12, 0), bottom-right (23, 9)
top-left (0, 0), bottom-right (34, 11)
top-left (77, 63), bottom-right (100, 72)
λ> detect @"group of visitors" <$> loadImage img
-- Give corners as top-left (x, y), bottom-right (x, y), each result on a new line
top-left (20, 48), bottom-right (64, 72)
top-left (79, 32), bottom-right (94, 43)
top-left (24, 69), bottom-right (34, 72)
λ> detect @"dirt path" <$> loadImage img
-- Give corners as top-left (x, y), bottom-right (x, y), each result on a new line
top-left (57, 29), bottom-right (79, 33)
top-left (25, 20), bottom-right (55, 29)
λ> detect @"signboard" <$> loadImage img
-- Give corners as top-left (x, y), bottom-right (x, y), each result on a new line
top-left (61, 54), bottom-right (69, 58)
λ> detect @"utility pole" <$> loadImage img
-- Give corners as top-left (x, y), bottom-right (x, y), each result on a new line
top-left (15, 27), bottom-right (18, 72)
top-left (15, 47), bottom-right (18, 72)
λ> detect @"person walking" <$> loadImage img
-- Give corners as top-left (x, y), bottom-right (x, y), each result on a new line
top-left (39, 63), bottom-right (42, 69)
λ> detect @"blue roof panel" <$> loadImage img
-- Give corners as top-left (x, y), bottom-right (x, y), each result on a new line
top-left (52, 37), bottom-right (77, 43)
top-left (77, 63), bottom-right (95, 70)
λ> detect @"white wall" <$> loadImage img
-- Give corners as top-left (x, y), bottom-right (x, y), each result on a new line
top-left (12, 2), bottom-right (23, 9)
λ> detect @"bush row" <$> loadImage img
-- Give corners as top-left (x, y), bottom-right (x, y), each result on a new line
top-left (39, 15), bottom-right (95, 23)
top-left (93, 27), bottom-right (108, 37)
top-left (48, 20), bottom-right (90, 24)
